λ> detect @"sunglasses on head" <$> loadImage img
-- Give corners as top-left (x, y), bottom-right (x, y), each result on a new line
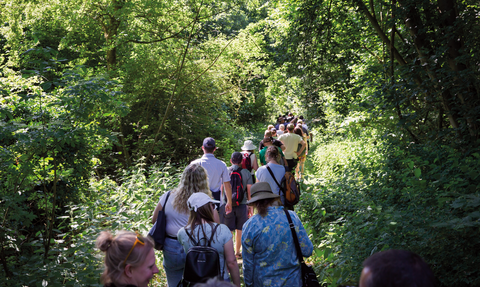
top-left (123, 232), bottom-right (145, 266)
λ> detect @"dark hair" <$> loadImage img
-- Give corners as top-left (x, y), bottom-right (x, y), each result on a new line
top-left (263, 136), bottom-right (272, 143)
top-left (249, 197), bottom-right (280, 217)
top-left (293, 127), bottom-right (303, 137)
top-left (204, 146), bottom-right (215, 153)
top-left (266, 146), bottom-right (279, 162)
top-left (362, 249), bottom-right (438, 287)
top-left (187, 203), bottom-right (216, 243)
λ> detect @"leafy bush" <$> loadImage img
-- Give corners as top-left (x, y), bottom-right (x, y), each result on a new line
top-left (298, 124), bottom-right (480, 287)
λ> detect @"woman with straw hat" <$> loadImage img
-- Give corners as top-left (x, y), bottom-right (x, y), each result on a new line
top-left (241, 182), bottom-right (313, 287)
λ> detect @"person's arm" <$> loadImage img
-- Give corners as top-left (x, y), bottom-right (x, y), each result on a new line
top-left (224, 238), bottom-right (241, 287)
top-left (296, 140), bottom-right (306, 156)
top-left (252, 154), bottom-right (259, 171)
top-left (151, 202), bottom-right (163, 224)
top-left (247, 183), bottom-right (253, 217)
top-left (280, 143), bottom-right (286, 151)
top-left (223, 181), bottom-right (232, 214)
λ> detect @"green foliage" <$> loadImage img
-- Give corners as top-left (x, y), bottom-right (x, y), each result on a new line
top-left (299, 120), bottom-right (480, 286)
top-left (0, 65), bottom-right (125, 283)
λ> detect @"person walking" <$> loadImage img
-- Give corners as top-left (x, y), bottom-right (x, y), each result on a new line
top-left (177, 193), bottom-right (241, 287)
top-left (278, 123), bottom-right (306, 172)
top-left (191, 137), bottom-right (232, 216)
top-left (241, 140), bottom-right (259, 182)
top-left (256, 146), bottom-right (286, 204)
top-left (293, 126), bottom-right (307, 181)
top-left (224, 152), bottom-right (253, 259)
top-left (242, 182), bottom-right (313, 287)
top-left (151, 164), bottom-right (217, 287)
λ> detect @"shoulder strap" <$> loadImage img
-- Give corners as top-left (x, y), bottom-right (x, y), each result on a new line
top-left (185, 227), bottom-right (199, 246)
top-left (283, 209), bottom-right (304, 264)
top-left (266, 165), bottom-right (285, 193)
top-left (207, 224), bottom-right (220, 247)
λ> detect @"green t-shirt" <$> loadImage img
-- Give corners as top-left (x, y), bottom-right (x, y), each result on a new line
top-left (259, 146), bottom-right (285, 165)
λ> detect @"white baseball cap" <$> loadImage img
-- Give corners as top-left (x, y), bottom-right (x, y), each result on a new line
top-left (187, 193), bottom-right (220, 212)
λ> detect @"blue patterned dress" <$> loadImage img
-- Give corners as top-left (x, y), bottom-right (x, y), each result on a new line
top-left (241, 206), bottom-right (314, 287)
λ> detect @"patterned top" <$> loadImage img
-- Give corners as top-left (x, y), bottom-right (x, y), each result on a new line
top-left (241, 206), bottom-right (313, 287)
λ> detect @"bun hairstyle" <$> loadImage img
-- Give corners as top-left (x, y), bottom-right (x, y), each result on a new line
top-left (96, 231), bottom-right (153, 285)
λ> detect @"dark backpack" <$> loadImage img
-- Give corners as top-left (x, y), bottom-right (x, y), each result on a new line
top-left (281, 171), bottom-right (300, 206)
top-left (241, 152), bottom-right (253, 172)
top-left (230, 168), bottom-right (244, 207)
top-left (181, 224), bottom-right (222, 286)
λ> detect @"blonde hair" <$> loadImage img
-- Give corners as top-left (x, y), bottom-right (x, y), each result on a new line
top-left (96, 231), bottom-right (153, 285)
top-left (173, 163), bottom-right (211, 214)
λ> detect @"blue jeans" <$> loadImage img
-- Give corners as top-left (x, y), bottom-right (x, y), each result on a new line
top-left (163, 237), bottom-right (186, 287)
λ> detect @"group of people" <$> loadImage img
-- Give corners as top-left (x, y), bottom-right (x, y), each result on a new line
top-left (95, 115), bottom-right (440, 287)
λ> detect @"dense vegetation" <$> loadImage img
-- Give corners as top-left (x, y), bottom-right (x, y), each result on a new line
top-left (1, 0), bottom-right (479, 286)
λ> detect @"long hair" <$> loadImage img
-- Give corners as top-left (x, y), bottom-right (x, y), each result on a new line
top-left (173, 163), bottom-right (211, 214)
top-left (96, 231), bottom-right (153, 285)
top-left (186, 203), bottom-right (216, 243)
top-left (249, 198), bottom-right (281, 217)
top-left (294, 126), bottom-right (303, 137)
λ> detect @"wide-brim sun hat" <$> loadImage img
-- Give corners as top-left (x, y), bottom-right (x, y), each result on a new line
top-left (247, 182), bottom-right (280, 204)
top-left (241, 140), bottom-right (256, 151)
top-left (187, 192), bottom-right (220, 212)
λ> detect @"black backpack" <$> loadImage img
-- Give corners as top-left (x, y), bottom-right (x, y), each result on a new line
top-left (230, 168), bottom-right (244, 207)
top-left (181, 224), bottom-right (223, 286)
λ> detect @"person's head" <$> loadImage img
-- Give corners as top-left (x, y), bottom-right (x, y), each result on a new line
top-left (297, 119), bottom-right (303, 125)
top-left (359, 249), bottom-right (438, 287)
top-left (195, 277), bottom-right (236, 287)
top-left (186, 192), bottom-right (219, 227)
top-left (263, 137), bottom-right (272, 146)
top-left (241, 140), bottom-right (256, 152)
top-left (96, 231), bottom-right (158, 287)
top-left (174, 163), bottom-right (211, 214)
top-left (271, 128), bottom-right (277, 137)
top-left (186, 192), bottom-right (219, 242)
top-left (286, 123), bottom-right (295, 132)
top-left (279, 124), bottom-right (285, 131)
top-left (267, 124), bottom-right (274, 131)
top-left (202, 137), bottom-right (216, 153)
top-left (299, 115), bottom-right (304, 120)
top-left (277, 116), bottom-right (284, 124)
top-left (264, 130), bottom-right (272, 137)
top-left (266, 145), bottom-right (279, 163)
top-left (247, 182), bottom-right (281, 217)
top-left (230, 151), bottom-right (243, 166)
top-left (294, 126), bottom-right (303, 137)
